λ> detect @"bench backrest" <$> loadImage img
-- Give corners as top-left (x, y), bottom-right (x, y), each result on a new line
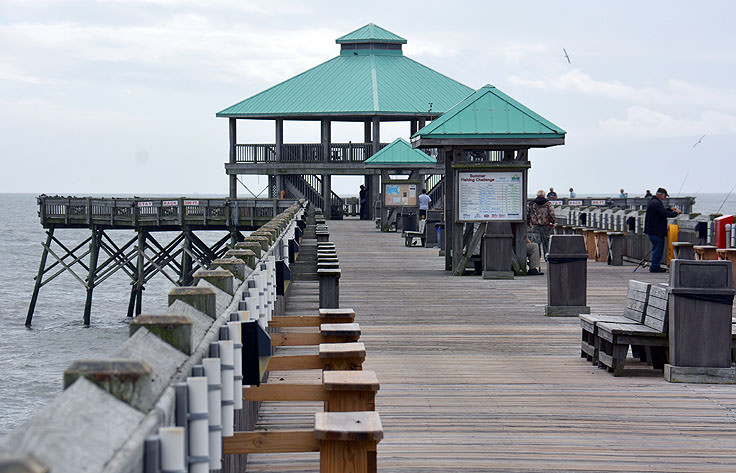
top-left (624, 280), bottom-right (651, 323)
top-left (643, 284), bottom-right (669, 333)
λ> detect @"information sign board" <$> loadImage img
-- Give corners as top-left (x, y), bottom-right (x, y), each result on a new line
top-left (591, 199), bottom-right (606, 206)
top-left (383, 183), bottom-right (418, 207)
top-left (568, 200), bottom-right (583, 206)
top-left (457, 171), bottom-right (524, 221)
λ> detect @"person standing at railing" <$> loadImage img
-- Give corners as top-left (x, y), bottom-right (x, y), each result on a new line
top-left (569, 187), bottom-right (576, 198)
top-left (527, 190), bottom-right (556, 260)
top-left (644, 187), bottom-right (681, 273)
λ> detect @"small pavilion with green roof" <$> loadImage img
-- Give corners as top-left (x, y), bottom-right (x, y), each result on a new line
top-left (217, 23), bottom-right (473, 219)
top-left (365, 137), bottom-right (437, 230)
top-left (412, 84), bottom-right (566, 276)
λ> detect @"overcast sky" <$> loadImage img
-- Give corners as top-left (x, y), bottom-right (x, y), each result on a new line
top-left (1, 0), bottom-right (734, 197)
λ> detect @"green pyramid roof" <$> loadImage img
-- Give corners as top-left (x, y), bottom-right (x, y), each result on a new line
top-left (413, 85), bottom-right (565, 146)
top-left (364, 138), bottom-right (436, 167)
top-left (336, 23), bottom-right (407, 44)
top-left (217, 25), bottom-right (471, 119)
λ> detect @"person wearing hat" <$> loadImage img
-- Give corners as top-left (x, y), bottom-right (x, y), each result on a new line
top-left (644, 187), bottom-right (681, 272)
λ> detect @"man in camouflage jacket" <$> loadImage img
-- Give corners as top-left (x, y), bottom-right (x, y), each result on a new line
top-left (527, 189), bottom-right (556, 260)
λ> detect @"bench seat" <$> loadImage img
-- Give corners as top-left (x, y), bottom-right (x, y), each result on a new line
top-left (579, 280), bottom-right (650, 364)
top-left (596, 284), bottom-right (669, 376)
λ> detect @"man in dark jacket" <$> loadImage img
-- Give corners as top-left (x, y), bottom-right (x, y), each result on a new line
top-left (644, 187), bottom-right (681, 272)
top-left (527, 189), bottom-right (556, 260)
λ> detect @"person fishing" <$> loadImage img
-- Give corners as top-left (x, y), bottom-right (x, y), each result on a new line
top-left (644, 187), bottom-right (681, 272)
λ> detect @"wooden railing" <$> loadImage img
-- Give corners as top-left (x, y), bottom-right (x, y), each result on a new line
top-left (38, 196), bottom-right (298, 228)
top-left (235, 143), bottom-right (401, 164)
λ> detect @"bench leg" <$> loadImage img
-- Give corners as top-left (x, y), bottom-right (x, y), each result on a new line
top-left (647, 346), bottom-right (667, 370)
top-left (611, 344), bottom-right (628, 376)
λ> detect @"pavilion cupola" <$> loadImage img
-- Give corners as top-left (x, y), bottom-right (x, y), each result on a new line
top-left (336, 23), bottom-right (407, 56)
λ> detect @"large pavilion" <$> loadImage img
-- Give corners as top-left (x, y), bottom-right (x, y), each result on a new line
top-left (217, 23), bottom-right (473, 219)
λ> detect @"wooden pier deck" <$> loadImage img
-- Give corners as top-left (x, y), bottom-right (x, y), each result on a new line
top-left (246, 220), bottom-right (736, 472)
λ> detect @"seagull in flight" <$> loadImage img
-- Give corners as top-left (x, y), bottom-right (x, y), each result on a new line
top-left (563, 48), bottom-right (571, 64)
top-left (691, 135), bottom-right (705, 149)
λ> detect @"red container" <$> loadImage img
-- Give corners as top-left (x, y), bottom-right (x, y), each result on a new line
top-left (714, 215), bottom-right (734, 248)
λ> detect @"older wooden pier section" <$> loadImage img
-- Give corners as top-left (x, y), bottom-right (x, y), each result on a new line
top-left (248, 219), bottom-right (736, 472)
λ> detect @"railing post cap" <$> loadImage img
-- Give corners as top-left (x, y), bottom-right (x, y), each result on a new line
top-left (193, 269), bottom-right (234, 278)
top-left (168, 286), bottom-right (216, 296)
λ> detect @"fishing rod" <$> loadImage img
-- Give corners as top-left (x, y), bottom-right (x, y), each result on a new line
top-left (632, 248), bottom-right (652, 273)
top-left (716, 182), bottom-right (736, 214)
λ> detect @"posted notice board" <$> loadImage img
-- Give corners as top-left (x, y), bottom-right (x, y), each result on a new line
top-left (384, 182), bottom-right (418, 207)
top-left (457, 171), bottom-right (524, 221)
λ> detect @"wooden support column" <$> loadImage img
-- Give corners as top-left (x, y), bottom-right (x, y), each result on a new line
top-left (369, 117), bottom-right (381, 220)
top-left (322, 174), bottom-right (332, 219)
top-left (25, 228), bottom-right (54, 327)
top-left (322, 119), bottom-right (332, 219)
top-left (418, 118), bottom-right (426, 130)
top-left (275, 118), bottom-right (283, 161)
top-left (135, 230), bottom-right (146, 316)
top-left (180, 228), bottom-right (193, 286)
top-left (443, 147), bottom-right (456, 271)
top-left (364, 120), bottom-right (372, 145)
top-left (83, 227), bottom-right (102, 326)
top-left (229, 118), bottom-right (237, 199)
top-left (410, 120), bottom-right (418, 136)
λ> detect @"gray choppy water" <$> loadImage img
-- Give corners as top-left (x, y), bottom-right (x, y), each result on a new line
top-left (0, 191), bottom-right (734, 438)
top-left (0, 194), bottom-right (230, 437)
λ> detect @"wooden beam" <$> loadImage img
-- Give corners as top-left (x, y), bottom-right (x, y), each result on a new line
top-left (243, 383), bottom-right (327, 402)
top-left (224, 430), bottom-right (319, 454)
top-left (267, 354), bottom-right (324, 371)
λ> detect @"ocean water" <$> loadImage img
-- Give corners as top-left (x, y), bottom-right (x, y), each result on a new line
top-left (0, 191), bottom-right (734, 438)
top-left (0, 194), bottom-right (232, 437)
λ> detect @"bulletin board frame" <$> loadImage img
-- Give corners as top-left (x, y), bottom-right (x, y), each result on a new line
top-left (382, 179), bottom-right (421, 207)
top-left (455, 168), bottom-right (526, 222)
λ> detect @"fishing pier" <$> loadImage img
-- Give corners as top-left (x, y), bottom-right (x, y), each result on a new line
top-left (4, 22), bottom-right (736, 473)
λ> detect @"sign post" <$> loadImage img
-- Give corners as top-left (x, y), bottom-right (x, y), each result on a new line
top-left (380, 179), bottom-right (420, 232)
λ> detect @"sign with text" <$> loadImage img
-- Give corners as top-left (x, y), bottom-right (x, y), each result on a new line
top-left (457, 171), bottom-right (524, 221)
top-left (137, 201), bottom-right (153, 207)
top-left (183, 200), bottom-right (200, 206)
top-left (550, 200), bottom-right (563, 206)
top-left (591, 199), bottom-right (606, 206)
top-left (383, 183), bottom-right (418, 207)
top-left (568, 200), bottom-right (583, 206)
top-left (162, 200), bottom-right (178, 207)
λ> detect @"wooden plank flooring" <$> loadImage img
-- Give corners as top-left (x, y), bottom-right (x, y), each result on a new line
top-left (246, 220), bottom-right (736, 472)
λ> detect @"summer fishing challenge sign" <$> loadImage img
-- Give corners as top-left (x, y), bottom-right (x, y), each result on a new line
top-left (457, 171), bottom-right (524, 221)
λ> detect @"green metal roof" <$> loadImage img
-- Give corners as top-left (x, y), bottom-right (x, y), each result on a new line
top-left (413, 84), bottom-right (566, 139)
top-left (364, 138), bottom-right (436, 166)
top-left (216, 26), bottom-right (472, 119)
top-left (336, 23), bottom-right (407, 44)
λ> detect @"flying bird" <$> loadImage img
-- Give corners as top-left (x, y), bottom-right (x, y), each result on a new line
top-left (691, 134), bottom-right (705, 149)
top-left (563, 48), bottom-right (571, 64)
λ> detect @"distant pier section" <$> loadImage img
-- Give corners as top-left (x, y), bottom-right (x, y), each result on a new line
top-left (38, 195), bottom-right (296, 230)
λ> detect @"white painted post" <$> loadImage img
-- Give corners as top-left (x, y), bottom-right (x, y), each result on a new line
top-left (726, 224), bottom-right (732, 249)
top-left (186, 369), bottom-right (209, 473)
top-left (203, 344), bottom-right (222, 469)
top-left (218, 326), bottom-right (234, 438)
top-left (228, 319), bottom-right (243, 410)
top-left (159, 427), bottom-right (185, 473)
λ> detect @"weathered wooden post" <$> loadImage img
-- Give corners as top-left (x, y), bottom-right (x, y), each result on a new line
top-left (694, 245), bottom-right (718, 260)
top-left (717, 248), bottom-right (736, 290)
top-left (234, 241), bottom-right (262, 259)
top-left (211, 257), bottom-right (247, 281)
top-left (319, 268), bottom-right (341, 309)
top-left (482, 222), bottom-right (514, 279)
top-left (63, 360), bottom-right (153, 411)
top-left (606, 231), bottom-right (625, 266)
top-left (225, 248), bottom-right (256, 269)
top-left (193, 269), bottom-right (235, 295)
top-left (545, 235), bottom-right (590, 316)
top-left (130, 314), bottom-right (193, 354)
top-left (168, 287), bottom-right (217, 318)
top-left (665, 260), bottom-right (736, 383)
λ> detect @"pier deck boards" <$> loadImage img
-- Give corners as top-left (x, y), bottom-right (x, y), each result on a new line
top-left (246, 220), bottom-right (736, 472)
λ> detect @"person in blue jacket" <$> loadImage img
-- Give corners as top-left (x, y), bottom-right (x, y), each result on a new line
top-left (644, 187), bottom-right (681, 272)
